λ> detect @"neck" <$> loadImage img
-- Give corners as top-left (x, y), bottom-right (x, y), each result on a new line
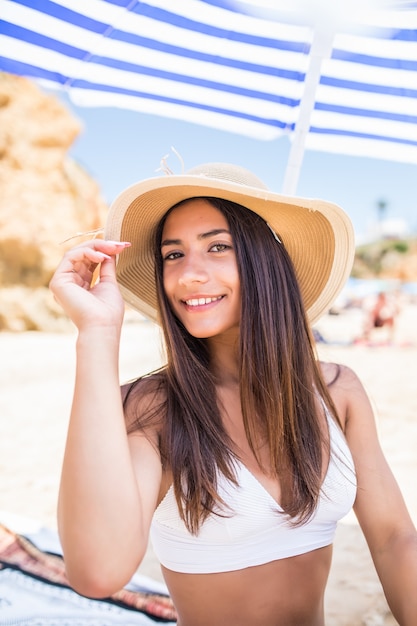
top-left (206, 333), bottom-right (240, 387)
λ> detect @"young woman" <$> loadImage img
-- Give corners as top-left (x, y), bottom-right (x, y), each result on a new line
top-left (50, 163), bottom-right (417, 625)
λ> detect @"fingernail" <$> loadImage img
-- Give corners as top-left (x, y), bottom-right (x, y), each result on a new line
top-left (106, 240), bottom-right (131, 247)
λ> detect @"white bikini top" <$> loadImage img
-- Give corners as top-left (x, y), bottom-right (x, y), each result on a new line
top-left (150, 415), bottom-right (356, 574)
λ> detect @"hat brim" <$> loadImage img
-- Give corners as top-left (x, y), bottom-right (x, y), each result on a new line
top-left (105, 174), bottom-right (354, 326)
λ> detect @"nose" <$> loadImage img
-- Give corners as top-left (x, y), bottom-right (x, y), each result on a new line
top-left (178, 252), bottom-right (209, 286)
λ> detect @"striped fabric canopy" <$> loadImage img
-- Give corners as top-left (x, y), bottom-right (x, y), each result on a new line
top-left (1, 0), bottom-right (417, 190)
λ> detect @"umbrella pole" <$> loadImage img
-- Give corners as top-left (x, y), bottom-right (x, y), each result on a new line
top-left (282, 26), bottom-right (334, 195)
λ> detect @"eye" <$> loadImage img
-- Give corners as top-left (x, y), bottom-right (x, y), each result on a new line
top-left (210, 243), bottom-right (232, 252)
top-left (163, 250), bottom-right (183, 261)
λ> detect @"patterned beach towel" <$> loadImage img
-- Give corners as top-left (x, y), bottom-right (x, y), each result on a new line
top-left (0, 524), bottom-right (177, 625)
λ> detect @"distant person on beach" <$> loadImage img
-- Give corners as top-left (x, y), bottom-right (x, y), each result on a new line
top-left (50, 162), bottom-right (417, 625)
top-left (362, 291), bottom-right (399, 343)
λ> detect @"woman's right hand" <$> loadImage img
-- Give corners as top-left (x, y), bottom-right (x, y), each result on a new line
top-left (49, 239), bottom-right (131, 332)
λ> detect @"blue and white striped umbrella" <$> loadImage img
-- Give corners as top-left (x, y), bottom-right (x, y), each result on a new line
top-left (1, 0), bottom-right (417, 192)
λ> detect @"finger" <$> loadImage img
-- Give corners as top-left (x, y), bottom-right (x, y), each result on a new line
top-left (95, 255), bottom-right (117, 282)
top-left (66, 239), bottom-right (130, 260)
top-left (81, 242), bottom-right (131, 287)
top-left (62, 248), bottom-right (109, 275)
top-left (65, 241), bottom-right (130, 274)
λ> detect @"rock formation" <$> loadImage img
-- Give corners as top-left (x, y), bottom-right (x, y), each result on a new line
top-left (0, 73), bottom-right (108, 330)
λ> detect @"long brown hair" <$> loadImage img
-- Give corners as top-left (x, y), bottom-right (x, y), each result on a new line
top-left (125, 197), bottom-right (340, 533)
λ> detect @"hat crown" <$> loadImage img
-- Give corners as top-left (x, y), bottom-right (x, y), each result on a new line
top-left (186, 162), bottom-right (269, 191)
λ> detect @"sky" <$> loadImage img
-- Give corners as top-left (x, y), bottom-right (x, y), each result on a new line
top-left (55, 90), bottom-right (417, 244)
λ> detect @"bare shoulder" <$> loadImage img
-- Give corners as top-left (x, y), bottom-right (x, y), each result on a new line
top-left (121, 371), bottom-right (167, 436)
top-left (319, 361), bottom-right (370, 430)
top-left (319, 360), bottom-right (365, 391)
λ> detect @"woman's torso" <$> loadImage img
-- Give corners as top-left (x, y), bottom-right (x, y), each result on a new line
top-left (149, 363), bottom-right (356, 625)
top-left (162, 546), bottom-right (332, 626)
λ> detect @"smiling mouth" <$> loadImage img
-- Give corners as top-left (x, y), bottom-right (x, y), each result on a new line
top-left (183, 296), bottom-right (224, 307)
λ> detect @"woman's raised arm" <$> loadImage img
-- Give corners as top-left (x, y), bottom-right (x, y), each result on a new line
top-left (49, 240), bottom-right (162, 598)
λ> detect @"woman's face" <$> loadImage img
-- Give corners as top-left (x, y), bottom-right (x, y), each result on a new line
top-left (161, 198), bottom-right (241, 340)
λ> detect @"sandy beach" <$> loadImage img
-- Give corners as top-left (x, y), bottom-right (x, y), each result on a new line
top-left (1, 303), bottom-right (416, 625)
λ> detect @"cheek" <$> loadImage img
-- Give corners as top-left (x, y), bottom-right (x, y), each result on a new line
top-left (223, 259), bottom-right (240, 290)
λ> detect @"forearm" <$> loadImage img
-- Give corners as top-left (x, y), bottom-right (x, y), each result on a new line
top-left (376, 532), bottom-right (417, 625)
top-left (58, 328), bottom-right (144, 595)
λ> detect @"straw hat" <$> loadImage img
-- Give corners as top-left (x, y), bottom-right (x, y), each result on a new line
top-left (105, 163), bottom-right (355, 325)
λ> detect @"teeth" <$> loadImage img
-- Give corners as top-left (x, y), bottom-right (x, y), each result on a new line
top-left (186, 296), bottom-right (222, 306)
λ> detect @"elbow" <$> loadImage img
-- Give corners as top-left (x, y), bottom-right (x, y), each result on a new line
top-left (64, 553), bottom-right (143, 600)
top-left (65, 565), bottom-right (130, 599)
top-left (58, 524), bottom-right (148, 598)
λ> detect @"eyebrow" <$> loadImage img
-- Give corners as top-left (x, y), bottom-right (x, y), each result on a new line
top-left (161, 228), bottom-right (231, 248)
